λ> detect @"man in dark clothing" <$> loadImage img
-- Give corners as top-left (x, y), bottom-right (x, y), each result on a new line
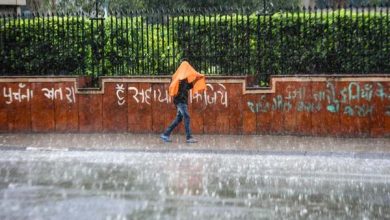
top-left (160, 79), bottom-right (197, 143)
top-left (173, 79), bottom-right (193, 105)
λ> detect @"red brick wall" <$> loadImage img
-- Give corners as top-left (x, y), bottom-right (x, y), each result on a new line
top-left (0, 75), bottom-right (389, 137)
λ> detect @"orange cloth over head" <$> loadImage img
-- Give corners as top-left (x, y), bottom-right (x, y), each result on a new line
top-left (169, 61), bottom-right (206, 97)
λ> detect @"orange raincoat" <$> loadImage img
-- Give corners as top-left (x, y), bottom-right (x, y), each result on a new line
top-left (168, 61), bottom-right (206, 97)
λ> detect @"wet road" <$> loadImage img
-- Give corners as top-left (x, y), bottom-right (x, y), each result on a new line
top-left (1, 133), bottom-right (390, 156)
top-left (0, 134), bottom-right (390, 219)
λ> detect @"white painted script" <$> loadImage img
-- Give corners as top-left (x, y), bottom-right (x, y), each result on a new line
top-left (41, 86), bottom-right (76, 103)
top-left (3, 83), bottom-right (33, 104)
top-left (116, 83), bottom-right (229, 107)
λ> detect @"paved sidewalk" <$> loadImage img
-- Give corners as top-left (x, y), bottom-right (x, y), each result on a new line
top-left (0, 133), bottom-right (389, 158)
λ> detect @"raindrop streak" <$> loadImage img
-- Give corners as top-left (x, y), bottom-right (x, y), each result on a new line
top-left (0, 150), bottom-right (389, 219)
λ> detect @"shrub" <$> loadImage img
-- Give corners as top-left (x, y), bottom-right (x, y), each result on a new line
top-left (1, 8), bottom-right (389, 78)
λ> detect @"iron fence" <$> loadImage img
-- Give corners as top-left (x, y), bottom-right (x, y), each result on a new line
top-left (1, 5), bottom-right (390, 84)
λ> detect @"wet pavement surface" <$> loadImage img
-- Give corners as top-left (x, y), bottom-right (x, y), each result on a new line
top-left (1, 133), bottom-right (390, 157)
top-left (0, 133), bottom-right (389, 219)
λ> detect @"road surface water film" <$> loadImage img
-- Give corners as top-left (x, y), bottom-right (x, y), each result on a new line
top-left (0, 149), bottom-right (389, 219)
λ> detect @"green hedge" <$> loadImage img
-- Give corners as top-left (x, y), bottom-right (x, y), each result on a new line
top-left (1, 10), bottom-right (389, 78)
top-left (1, 17), bottom-right (91, 75)
top-left (176, 10), bottom-right (390, 76)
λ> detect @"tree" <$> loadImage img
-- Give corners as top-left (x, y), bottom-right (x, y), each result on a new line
top-left (26, 0), bottom-right (56, 13)
top-left (25, 0), bottom-right (303, 14)
top-left (108, 0), bottom-right (145, 12)
top-left (315, 0), bottom-right (390, 7)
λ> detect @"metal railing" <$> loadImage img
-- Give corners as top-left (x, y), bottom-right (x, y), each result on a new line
top-left (1, 5), bottom-right (389, 83)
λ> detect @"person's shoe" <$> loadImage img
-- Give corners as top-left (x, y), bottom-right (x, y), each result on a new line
top-left (160, 134), bottom-right (172, 142)
top-left (186, 138), bottom-right (198, 143)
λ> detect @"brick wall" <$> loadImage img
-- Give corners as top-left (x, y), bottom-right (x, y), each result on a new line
top-left (0, 75), bottom-right (389, 137)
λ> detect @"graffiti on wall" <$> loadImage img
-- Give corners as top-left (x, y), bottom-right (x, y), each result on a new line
top-left (2, 83), bottom-right (33, 104)
top-left (2, 83), bottom-right (76, 104)
top-left (2, 81), bottom-right (388, 118)
top-left (41, 87), bottom-right (76, 103)
top-left (115, 83), bottom-right (228, 107)
top-left (1, 82), bottom-right (228, 107)
top-left (247, 82), bottom-right (390, 117)
top-left (191, 84), bottom-right (228, 107)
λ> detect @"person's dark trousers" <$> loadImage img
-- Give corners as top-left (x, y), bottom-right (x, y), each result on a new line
top-left (163, 103), bottom-right (192, 140)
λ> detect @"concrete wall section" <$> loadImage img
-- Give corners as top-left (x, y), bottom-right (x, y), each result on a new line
top-left (0, 75), bottom-right (389, 137)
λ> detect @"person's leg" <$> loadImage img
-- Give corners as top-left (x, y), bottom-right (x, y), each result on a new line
top-left (177, 103), bottom-right (193, 141)
top-left (162, 107), bottom-right (183, 138)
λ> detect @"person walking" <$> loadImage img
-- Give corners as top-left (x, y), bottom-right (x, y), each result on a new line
top-left (160, 61), bottom-right (206, 143)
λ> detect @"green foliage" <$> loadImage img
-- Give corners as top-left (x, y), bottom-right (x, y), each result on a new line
top-left (1, 9), bottom-right (389, 77)
top-left (1, 16), bottom-right (92, 75)
top-left (32, 0), bottom-right (302, 14)
top-left (176, 9), bottom-right (390, 76)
